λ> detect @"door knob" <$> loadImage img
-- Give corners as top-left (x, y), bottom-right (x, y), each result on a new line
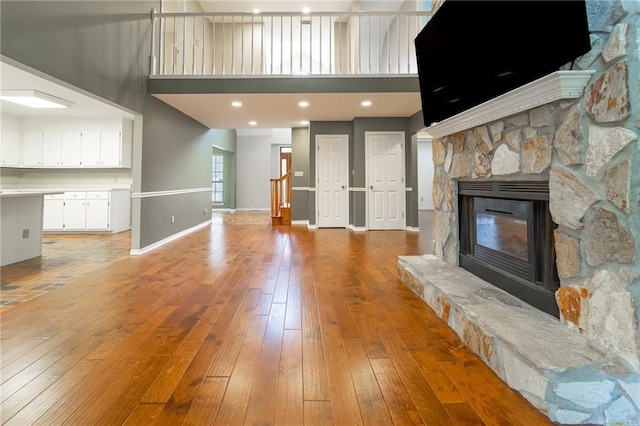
top-left (341, 185), bottom-right (345, 190)
top-left (370, 185), bottom-right (374, 190)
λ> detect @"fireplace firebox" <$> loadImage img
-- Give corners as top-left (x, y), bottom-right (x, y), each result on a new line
top-left (458, 180), bottom-right (560, 317)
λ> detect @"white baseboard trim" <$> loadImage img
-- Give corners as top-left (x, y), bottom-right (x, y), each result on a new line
top-left (235, 208), bottom-right (270, 211)
top-left (130, 220), bottom-right (211, 255)
top-left (406, 226), bottom-right (420, 232)
top-left (291, 220), bottom-right (309, 226)
top-left (348, 225), bottom-right (368, 232)
top-left (307, 224), bottom-right (318, 230)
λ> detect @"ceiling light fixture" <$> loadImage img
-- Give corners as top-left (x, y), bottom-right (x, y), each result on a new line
top-left (302, 7), bottom-right (311, 14)
top-left (361, 100), bottom-right (372, 107)
top-left (249, 121), bottom-right (257, 126)
top-left (0, 90), bottom-right (73, 109)
top-left (300, 120), bottom-right (310, 125)
top-left (298, 101), bottom-right (309, 107)
top-left (231, 101), bottom-right (242, 107)
top-left (252, 8), bottom-right (260, 14)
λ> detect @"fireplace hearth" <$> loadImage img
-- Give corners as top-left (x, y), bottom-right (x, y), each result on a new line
top-left (458, 180), bottom-right (559, 317)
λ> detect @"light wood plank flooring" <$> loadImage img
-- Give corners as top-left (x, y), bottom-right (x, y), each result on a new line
top-left (0, 210), bottom-right (551, 425)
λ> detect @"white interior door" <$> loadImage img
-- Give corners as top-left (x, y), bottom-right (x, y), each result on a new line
top-left (367, 131), bottom-right (405, 230)
top-left (317, 135), bottom-right (349, 228)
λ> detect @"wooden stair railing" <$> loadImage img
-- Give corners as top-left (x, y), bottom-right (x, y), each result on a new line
top-left (270, 170), bottom-right (292, 225)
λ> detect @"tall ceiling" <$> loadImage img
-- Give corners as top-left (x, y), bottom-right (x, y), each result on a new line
top-left (2, 0), bottom-right (427, 132)
top-left (155, 0), bottom-right (425, 129)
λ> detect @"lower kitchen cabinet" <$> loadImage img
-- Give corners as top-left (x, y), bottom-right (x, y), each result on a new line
top-left (43, 189), bottom-right (131, 233)
top-left (42, 194), bottom-right (65, 231)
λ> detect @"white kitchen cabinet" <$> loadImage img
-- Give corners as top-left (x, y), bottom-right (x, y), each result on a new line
top-left (0, 127), bottom-right (21, 166)
top-left (43, 194), bottom-right (65, 230)
top-left (61, 131), bottom-right (82, 167)
top-left (21, 130), bottom-right (43, 166)
top-left (42, 189), bottom-right (131, 233)
top-left (80, 130), bottom-right (102, 167)
top-left (99, 130), bottom-right (122, 167)
top-left (1, 117), bottom-right (132, 169)
top-left (80, 129), bottom-right (123, 167)
top-left (109, 189), bottom-right (132, 233)
top-left (63, 193), bottom-right (88, 231)
top-left (85, 191), bottom-right (110, 230)
top-left (42, 131), bottom-right (63, 167)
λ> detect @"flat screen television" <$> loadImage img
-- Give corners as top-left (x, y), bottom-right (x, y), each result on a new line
top-left (415, 0), bottom-right (591, 126)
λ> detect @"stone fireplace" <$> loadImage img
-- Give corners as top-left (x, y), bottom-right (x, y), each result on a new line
top-left (398, 1), bottom-right (639, 424)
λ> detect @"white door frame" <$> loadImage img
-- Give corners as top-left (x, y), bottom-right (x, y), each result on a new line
top-left (315, 134), bottom-right (350, 228)
top-left (365, 131), bottom-right (406, 230)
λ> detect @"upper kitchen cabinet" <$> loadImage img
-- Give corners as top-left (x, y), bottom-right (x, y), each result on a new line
top-left (21, 130), bottom-right (44, 166)
top-left (0, 116), bottom-right (133, 169)
top-left (0, 126), bottom-right (21, 166)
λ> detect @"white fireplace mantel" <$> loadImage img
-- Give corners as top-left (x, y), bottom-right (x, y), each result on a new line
top-left (424, 70), bottom-right (596, 139)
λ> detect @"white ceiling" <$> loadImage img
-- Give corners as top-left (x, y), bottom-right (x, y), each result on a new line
top-left (1, 0), bottom-right (424, 132)
top-left (0, 60), bottom-right (135, 120)
top-left (1, 59), bottom-right (423, 130)
top-left (153, 91), bottom-right (422, 129)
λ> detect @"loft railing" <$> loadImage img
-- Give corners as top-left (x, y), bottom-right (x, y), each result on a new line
top-left (150, 10), bottom-right (431, 77)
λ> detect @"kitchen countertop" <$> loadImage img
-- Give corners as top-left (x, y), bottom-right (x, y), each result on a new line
top-left (0, 190), bottom-right (64, 198)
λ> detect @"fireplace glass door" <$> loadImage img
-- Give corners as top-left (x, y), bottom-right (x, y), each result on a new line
top-left (473, 198), bottom-right (533, 281)
top-left (458, 181), bottom-right (560, 317)
top-left (476, 214), bottom-right (528, 260)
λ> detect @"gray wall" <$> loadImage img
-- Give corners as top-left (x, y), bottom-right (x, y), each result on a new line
top-left (291, 127), bottom-right (310, 221)
top-left (418, 139), bottom-right (435, 210)
top-left (1, 1), bottom-right (222, 250)
top-left (138, 95), bottom-right (216, 247)
top-left (0, 1), bottom-right (155, 114)
top-left (352, 117), bottom-right (416, 228)
top-left (236, 134), bottom-right (272, 209)
top-left (212, 129), bottom-right (237, 153)
top-left (212, 147), bottom-right (236, 210)
top-left (212, 129), bottom-right (237, 210)
top-left (306, 118), bottom-right (418, 229)
top-left (308, 121), bottom-right (353, 226)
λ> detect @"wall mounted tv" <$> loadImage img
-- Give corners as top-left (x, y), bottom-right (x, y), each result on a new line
top-left (415, 0), bottom-right (591, 127)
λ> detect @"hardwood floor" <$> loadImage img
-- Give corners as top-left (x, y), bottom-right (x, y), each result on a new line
top-left (0, 211), bottom-right (551, 425)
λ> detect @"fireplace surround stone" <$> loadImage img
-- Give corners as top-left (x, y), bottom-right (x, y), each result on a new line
top-left (399, 1), bottom-right (639, 423)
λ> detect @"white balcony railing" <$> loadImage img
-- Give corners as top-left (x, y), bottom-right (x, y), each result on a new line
top-left (150, 10), bottom-right (431, 77)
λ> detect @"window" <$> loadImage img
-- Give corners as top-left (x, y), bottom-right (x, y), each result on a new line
top-left (212, 154), bottom-right (224, 204)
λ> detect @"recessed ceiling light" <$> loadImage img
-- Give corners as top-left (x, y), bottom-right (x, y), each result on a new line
top-left (361, 100), bottom-right (372, 107)
top-left (231, 101), bottom-right (242, 107)
top-left (497, 71), bottom-right (515, 78)
top-left (298, 101), bottom-right (309, 107)
top-left (249, 121), bottom-right (257, 126)
top-left (300, 120), bottom-right (310, 125)
top-left (0, 90), bottom-right (73, 109)
top-left (302, 6), bottom-right (311, 14)
top-left (252, 8), bottom-right (260, 14)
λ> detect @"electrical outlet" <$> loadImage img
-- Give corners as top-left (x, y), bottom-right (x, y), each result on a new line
top-left (171, 215), bottom-right (175, 224)
top-left (22, 229), bottom-right (29, 239)
top-left (203, 208), bottom-right (208, 215)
